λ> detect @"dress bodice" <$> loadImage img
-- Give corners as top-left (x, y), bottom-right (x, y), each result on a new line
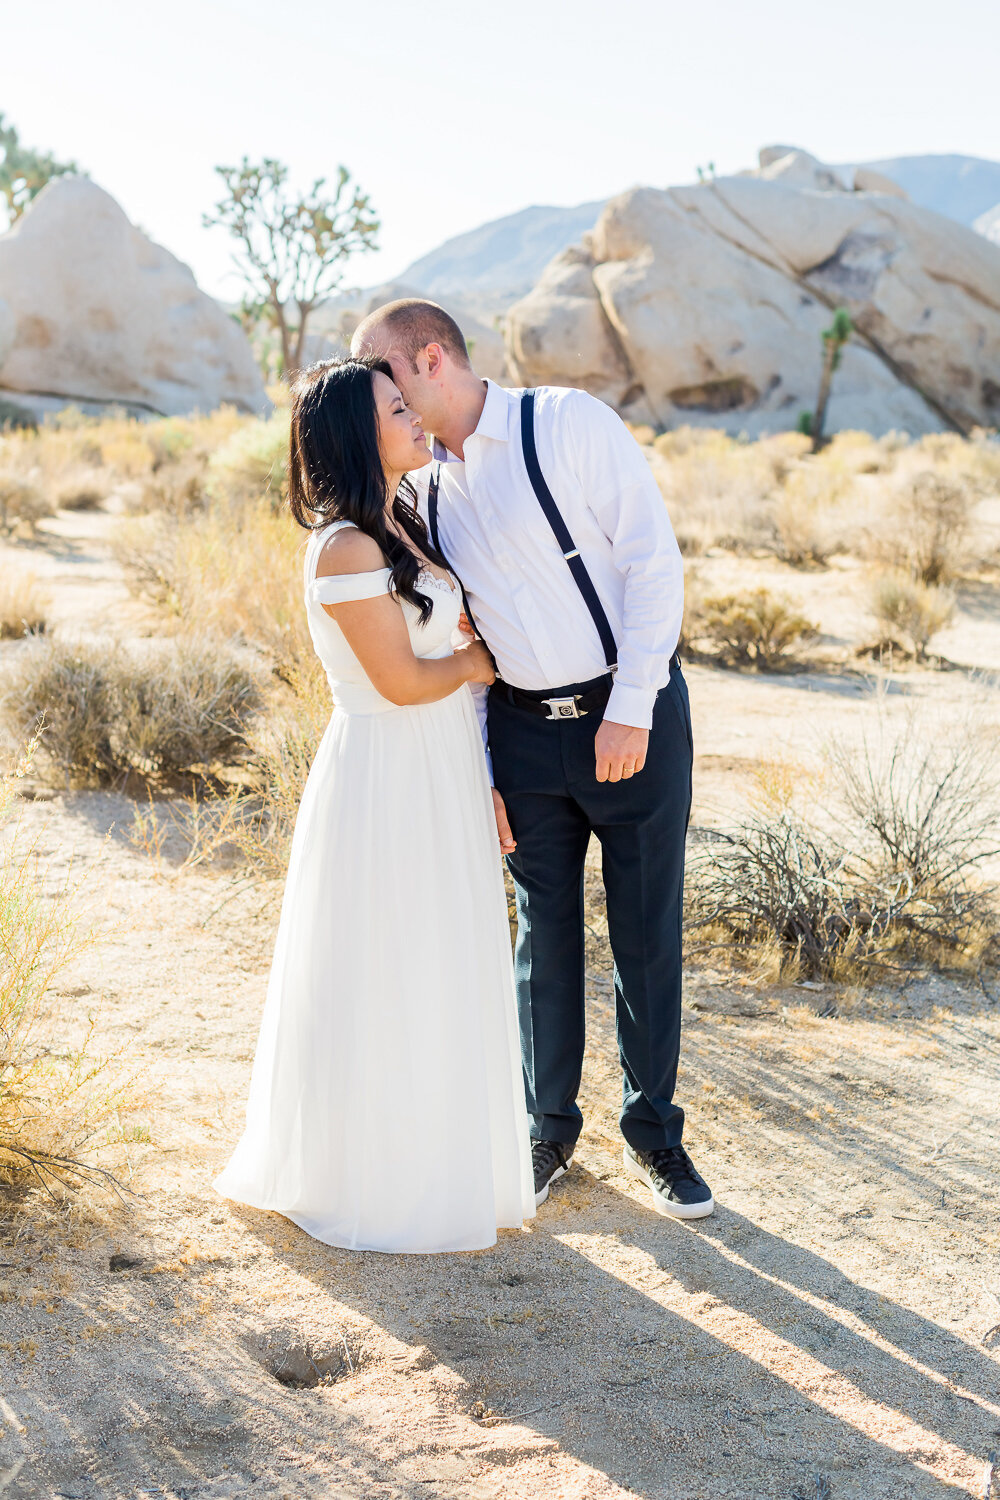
top-left (303, 520), bottom-right (462, 714)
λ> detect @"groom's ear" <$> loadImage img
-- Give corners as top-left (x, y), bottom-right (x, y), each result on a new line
top-left (420, 342), bottom-right (446, 381)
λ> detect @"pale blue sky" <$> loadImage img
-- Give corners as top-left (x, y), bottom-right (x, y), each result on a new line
top-left (3, 0), bottom-right (999, 299)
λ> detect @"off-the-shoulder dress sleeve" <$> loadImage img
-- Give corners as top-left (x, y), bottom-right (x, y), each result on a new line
top-left (308, 569), bottom-right (392, 606)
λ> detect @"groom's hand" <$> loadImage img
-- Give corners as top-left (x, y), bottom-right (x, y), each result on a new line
top-left (491, 787), bottom-right (517, 855)
top-left (595, 719), bottom-right (649, 783)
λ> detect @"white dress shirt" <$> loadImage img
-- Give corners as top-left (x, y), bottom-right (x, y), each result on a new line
top-left (410, 380), bottom-right (684, 747)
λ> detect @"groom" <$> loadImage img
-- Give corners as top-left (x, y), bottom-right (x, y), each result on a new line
top-left (352, 300), bottom-right (713, 1220)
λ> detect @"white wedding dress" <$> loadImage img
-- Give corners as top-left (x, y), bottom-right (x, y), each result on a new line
top-left (214, 520), bottom-right (535, 1253)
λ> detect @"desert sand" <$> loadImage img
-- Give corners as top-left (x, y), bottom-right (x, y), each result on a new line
top-left (0, 507), bottom-right (998, 1500)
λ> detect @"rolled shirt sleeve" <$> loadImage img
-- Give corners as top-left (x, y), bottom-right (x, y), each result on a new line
top-left (565, 393), bottom-right (683, 730)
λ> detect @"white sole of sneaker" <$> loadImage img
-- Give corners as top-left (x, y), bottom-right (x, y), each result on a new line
top-left (623, 1147), bottom-right (715, 1220)
top-left (534, 1156), bottom-right (573, 1207)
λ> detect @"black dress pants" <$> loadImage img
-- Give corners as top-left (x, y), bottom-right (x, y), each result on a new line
top-left (487, 669), bottom-right (693, 1153)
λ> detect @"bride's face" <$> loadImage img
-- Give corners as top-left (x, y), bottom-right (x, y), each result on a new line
top-left (373, 371), bottom-right (431, 475)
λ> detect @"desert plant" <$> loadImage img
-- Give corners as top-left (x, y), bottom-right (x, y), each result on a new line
top-left (899, 470), bottom-right (973, 585)
top-left (0, 734), bottom-right (127, 1195)
top-left (1, 636), bottom-right (263, 785)
top-left (206, 409), bottom-right (290, 507)
top-left (0, 472), bottom-right (50, 533)
top-left (0, 112), bottom-right (77, 224)
top-left (229, 656), bottom-right (330, 878)
top-left (687, 703), bottom-right (1000, 979)
top-left (696, 588), bottom-right (818, 668)
top-left (54, 472), bottom-right (106, 511)
top-left (113, 490), bottom-right (309, 670)
top-left (802, 307), bottom-right (852, 452)
top-left (0, 571), bottom-right (48, 639)
top-left (869, 572), bottom-right (954, 659)
top-left (203, 156), bottom-right (379, 375)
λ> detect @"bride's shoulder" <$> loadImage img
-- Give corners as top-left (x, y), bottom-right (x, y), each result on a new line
top-left (315, 524), bottom-right (388, 578)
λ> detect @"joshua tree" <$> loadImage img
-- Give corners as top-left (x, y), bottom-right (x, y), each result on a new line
top-left (0, 113), bottom-right (77, 224)
top-left (802, 308), bottom-right (852, 452)
top-left (204, 157), bottom-right (379, 378)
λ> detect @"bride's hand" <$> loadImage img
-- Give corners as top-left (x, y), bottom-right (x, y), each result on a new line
top-left (457, 612), bottom-right (474, 638)
top-left (458, 636), bottom-right (496, 686)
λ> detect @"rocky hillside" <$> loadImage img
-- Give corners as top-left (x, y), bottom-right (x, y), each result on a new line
top-left (505, 148), bottom-right (1000, 438)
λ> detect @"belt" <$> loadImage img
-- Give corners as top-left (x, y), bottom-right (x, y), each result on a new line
top-left (494, 654), bottom-right (681, 722)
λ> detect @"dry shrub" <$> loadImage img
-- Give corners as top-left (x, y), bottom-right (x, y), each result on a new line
top-left (54, 470), bottom-right (107, 511)
top-left (869, 572), bottom-right (954, 659)
top-left (768, 465), bottom-right (847, 566)
top-left (229, 656), bottom-right (330, 878)
top-left (1, 636), bottom-right (263, 785)
top-left (114, 496), bottom-right (309, 670)
top-left (0, 472), bottom-right (50, 534)
top-left (648, 425), bottom-right (999, 575)
top-left (206, 410), bottom-right (290, 508)
top-left (687, 695), bottom-right (1000, 980)
top-left (0, 734), bottom-right (127, 1194)
top-left (693, 587), bottom-right (818, 668)
top-left (0, 571), bottom-right (48, 639)
top-left (867, 469), bottom-right (976, 585)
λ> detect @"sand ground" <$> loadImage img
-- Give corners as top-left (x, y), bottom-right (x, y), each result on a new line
top-left (0, 510), bottom-right (998, 1500)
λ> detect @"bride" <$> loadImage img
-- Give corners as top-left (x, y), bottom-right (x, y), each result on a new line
top-left (214, 358), bottom-right (536, 1252)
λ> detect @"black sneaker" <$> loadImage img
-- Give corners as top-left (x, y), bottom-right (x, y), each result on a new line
top-left (532, 1139), bottom-right (574, 1206)
top-left (623, 1144), bottom-right (714, 1220)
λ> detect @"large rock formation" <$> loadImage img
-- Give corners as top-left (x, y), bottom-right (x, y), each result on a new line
top-left (0, 177), bottom-right (268, 418)
top-left (506, 148), bottom-right (1000, 436)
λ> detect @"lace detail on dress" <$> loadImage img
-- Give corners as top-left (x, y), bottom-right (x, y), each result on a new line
top-left (417, 566), bottom-right (458, 599)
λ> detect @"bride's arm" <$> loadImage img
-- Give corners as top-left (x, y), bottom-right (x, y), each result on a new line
top-left (318, 529), bottom-right (494, 707)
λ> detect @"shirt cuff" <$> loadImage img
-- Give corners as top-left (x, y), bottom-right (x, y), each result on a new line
top-left (604, 680), bottom-right (661, 731)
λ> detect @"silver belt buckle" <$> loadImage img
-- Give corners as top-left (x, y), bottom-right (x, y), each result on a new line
top-left (543, 695), bottom-right (583, 721)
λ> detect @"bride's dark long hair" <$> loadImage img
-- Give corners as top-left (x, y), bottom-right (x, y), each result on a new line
top-left (287, 357), bottom-right (449, 624)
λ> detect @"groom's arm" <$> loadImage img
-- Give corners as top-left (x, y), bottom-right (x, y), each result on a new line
top-left (563, 391), bottom-right (683, 780)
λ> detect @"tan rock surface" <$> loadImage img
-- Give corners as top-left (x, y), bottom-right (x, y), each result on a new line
top-left (0, 177), bottom-right (268, 417)
top-left (506, 151), bottom-right (1000, 436)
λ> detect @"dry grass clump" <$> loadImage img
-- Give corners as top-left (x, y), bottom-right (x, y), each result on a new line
top-left (1, 636), bottom-right (263, 786)
top-left (114, 497), bottom-right (309, 669)
top-left (0, 572), bottom-right (48, 639)
top-left (0, 734), bottom-right (127, 1195)
top-left (648, 425), bottom-right (1000, 576)
top-left (54, 470), bottom-right (107, 511)
top-left (206, 410), bottom-right (290, 509)
top-left (228, 657), bottom-right (330, 877)
top-left (688, 587), bottom-right (819, 669)
top-left (687, 695), bottom-right (1000, 981)
top-left (868, 572), bottom-right (955, 660)
top-left (0, 472), bottom-right (50, 534)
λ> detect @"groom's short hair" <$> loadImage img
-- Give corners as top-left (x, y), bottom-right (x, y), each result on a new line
top-left (352, 298), bottom-right (471, 372)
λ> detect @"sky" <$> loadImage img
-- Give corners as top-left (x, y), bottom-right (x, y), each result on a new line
top-left (3, 0), bottom-right (1000, 301)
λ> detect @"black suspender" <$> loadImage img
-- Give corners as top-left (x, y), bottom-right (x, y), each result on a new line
top-left (519, 389), bottom-right (618, 672)
top-left (427, 392), bottom-right (620, 675)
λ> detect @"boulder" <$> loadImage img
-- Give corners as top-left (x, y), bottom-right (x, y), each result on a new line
top-left (0, 297), bottom-right (13, 371)
top-left (0, 177), bottom-right (268, 417)
top-left (506, 149), bottom-right (1000, 436)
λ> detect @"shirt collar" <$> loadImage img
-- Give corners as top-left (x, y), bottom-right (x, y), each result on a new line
top-left (432, 379), bottom-right (513, 462)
